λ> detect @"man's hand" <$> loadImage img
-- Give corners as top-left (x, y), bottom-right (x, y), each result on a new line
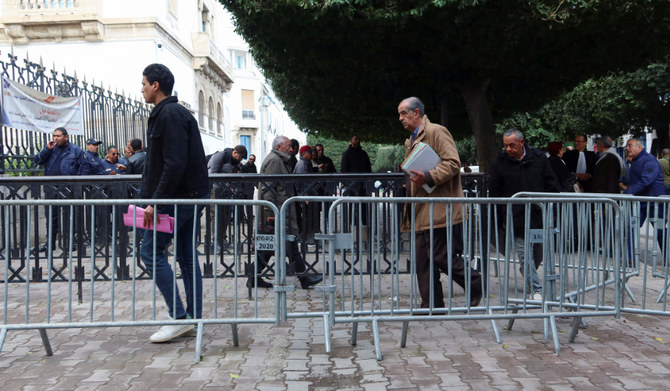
top-left (47, 140), bottom-right (55, 150)
top-left (143, 205), bottom-right (155, 228)
top-left (409, 169), bottom-right (427, 187)
top-left (575, 173), bottom-right (592, 181)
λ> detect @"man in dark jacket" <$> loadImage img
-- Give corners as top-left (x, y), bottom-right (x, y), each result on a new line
top-left (241, 154), bottom-right (257, 173)
top-left (621, 138), bottom-right (666, 264)
top-left (208, 145), bottom-right (247, 247)
top-left (488, 129), bottom-right (560, 301)
top-left (140, 63), bottom-right (209, 343)
top-left (562, 134), bottom-right (598, 192)
top-left (207, 145), bottom-right (247, 175)
top-left (34, 127), bottom-right (90, 251)
top-left (125, 138), bottom-right (146, 175)
top-left (592, 136), bottom-right (624, 194)
top-left (83, 138), bottom-right (106, 175)
top-left (314, 144), bottom-right (336, 174)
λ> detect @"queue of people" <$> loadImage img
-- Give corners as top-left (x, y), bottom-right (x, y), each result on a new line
top-left (34, 74), bottom-right (668, 345)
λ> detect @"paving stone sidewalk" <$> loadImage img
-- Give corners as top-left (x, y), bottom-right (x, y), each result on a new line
top-left (2, 269), bottom-right (670, 390)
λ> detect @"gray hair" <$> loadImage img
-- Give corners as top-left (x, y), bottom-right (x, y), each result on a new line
top-left (600, 136), bottom-right (613, 149)
top-left (272, 136), bottom-right (289, 150)
top-left (401, 97), bottom-right (425, 116)
top-left (503, 128), bottom-right (524, 141)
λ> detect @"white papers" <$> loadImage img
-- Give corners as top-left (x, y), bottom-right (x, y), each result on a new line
top-left (401, 142), bottom-right (441, 193)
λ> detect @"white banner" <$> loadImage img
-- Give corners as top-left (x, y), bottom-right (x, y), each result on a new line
top-left (1, 76), bottom-right (84, 135)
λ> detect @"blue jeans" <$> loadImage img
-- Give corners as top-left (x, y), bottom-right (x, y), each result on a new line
top-left (627, 202), bottom-right (666, 263)
top-left (515, 237), bottom-right (543, 294)
top-left (140, 199), bottom-right (206, 319)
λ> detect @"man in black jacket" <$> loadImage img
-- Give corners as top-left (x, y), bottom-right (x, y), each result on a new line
top-left (562, 134), bottom-right (597, 192)
top-left (488, 129), bottom-right (560, 301)
top-left (140, 63), bottom-right (209, 343)
top-left (208, 145), bottom-right (247, 246)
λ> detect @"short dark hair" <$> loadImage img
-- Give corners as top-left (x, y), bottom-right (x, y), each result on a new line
top-left (233, 145), bottom-right (248, 160)
top-left (315, 143), bottom-right (324, 149)
top-left (142, 63), bottom-right (174, 96)
top-left (107, 145), bottom-right (119, 153)
top-left (54, 127), bottom-right (68, 136)
top-left (290, 139), bottom-right (299, 149)
top-left (129, 138), bottom-right (142, 151)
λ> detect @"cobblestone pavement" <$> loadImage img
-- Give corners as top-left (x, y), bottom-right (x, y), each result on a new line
top-left (2, 271), bottom-right (670, 390)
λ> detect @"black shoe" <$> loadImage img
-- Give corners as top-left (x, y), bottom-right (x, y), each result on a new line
top-left (299, 275), bottom-right (322, 289)
top-left (246, 277), bottom-right (273, 289)
top-left (470, 293), bottom-right (482, 307)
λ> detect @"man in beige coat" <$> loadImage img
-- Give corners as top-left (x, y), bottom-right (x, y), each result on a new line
top-left (398, 97), bottom-right (482, 309)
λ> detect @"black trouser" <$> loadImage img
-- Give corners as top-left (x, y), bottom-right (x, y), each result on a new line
top-left (415, 223), bottom-right (482, 308)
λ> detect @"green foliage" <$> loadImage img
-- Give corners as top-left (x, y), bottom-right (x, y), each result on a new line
top-left (496, 112), bottom-right (557, 151)
top-left (224, 0), bottom-right (670, 167)
top-left (500, 61), bottom-right (670, 148)
top-left (306, 133), bottom-right (405, 172)
top-left (455, 136), bottom-right (478, 165)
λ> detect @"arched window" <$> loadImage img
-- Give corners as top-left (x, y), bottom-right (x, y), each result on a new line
top-left (217, 102), bottom-right (223, 137)
top-left (208, 97), bottom-right (214, 133)
top-left (198, 91), bottom-right (205, 127)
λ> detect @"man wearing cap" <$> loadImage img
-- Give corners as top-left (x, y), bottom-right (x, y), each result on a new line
top-left (101, 145), bottom-right (127, 175)
top-left (84, 138), bottom-right (106, 175)
top-left (293, 145), bottom-right (315, 174)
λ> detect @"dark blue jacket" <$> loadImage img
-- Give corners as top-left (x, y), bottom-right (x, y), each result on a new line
top-left (142, 96), bottom-right (208, 199)
top-left (34, 142), bottom-right (89, 176)
top-left (101, 157), bottom-right (127, 175)
top-left (623, 149), bottom-right (665, 197)
top-left (84, 150), bottom-right (106, 175)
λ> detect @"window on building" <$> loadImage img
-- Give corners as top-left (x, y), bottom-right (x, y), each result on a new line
top-left (240, 135), bottom-right (251, 154)
top-left (241, 90), bottom-right (255, 119)
top-left (229, 50), bottom-right (246, 70)
top-left (201, 6), bottom-right (210, 33)
top-left (217, 102), bottom-right (223, 137)
top-left (198, 91), bottom-right (205, 127)
top-left (208, 97), bottom-right (214, 133)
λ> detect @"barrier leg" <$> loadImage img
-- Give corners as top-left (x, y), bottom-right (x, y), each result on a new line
top-left (400, 320), bottom-right (409, 348)
top-left (38, 328), bottom-right (53, 356)
top-left (194, 322), bottom-right (204, 364)
top-left (549, 315), bottom-right (561, 355)
top-left (489, 308), bottom-right (502, 344)
top-left (569, 317), bottom-right (581, 343)
top-left (656, 279), bottom-right (670, 303)
top-left (323, 314), bottom-right (331, 353)
top-left (372, 318), bottom-right (382, 361)
top-left (350, 321), bottom-right (358, 346)
top-left (231, 324), bottom-right (239, 347)
top-left (507, 309), bottom-right (518, 330)
top-left (0, 327), bottom-right (6, 353)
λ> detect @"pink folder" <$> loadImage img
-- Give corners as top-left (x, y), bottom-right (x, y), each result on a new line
top-left (123, 205), bottom-right (174, 234)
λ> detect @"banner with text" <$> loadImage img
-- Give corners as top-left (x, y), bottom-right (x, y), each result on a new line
top-left (1, 77), bottom-right (84, 135)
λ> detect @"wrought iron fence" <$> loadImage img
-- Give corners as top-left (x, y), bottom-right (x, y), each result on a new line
top-left (0, 52), bottom-right (150, 175)
top-left (0, 172), bottom-right (487, 285)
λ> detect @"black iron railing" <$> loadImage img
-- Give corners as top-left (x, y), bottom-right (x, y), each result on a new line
top-left (0, 173), bottom-right (487, 285)
top-left (0, 52), bottom-right (150, 175)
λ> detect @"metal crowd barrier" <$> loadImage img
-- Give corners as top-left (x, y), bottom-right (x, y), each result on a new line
top-left (0, 198), bottom-right (283, 363)
top-left (6, 187), bottom-right (669, 362)
top-left (514, 192), bottom-right (670, 318)
top-left (278, 196), bottom-right (624, 359)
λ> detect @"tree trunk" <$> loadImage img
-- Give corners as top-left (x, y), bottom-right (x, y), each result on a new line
top-left (459, 78), bottom-right (498, 173)
top-left (440, 98), bottom-right (449, 128)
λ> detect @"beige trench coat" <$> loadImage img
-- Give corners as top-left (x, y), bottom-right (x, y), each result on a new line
top-left (401, 115), bottom-right (464, 233)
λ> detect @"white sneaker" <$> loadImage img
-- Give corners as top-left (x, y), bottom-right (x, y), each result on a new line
top-left (532, 292), bottom-right (543, 301)
top-left (149, 323), bottom-right (194, 343)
